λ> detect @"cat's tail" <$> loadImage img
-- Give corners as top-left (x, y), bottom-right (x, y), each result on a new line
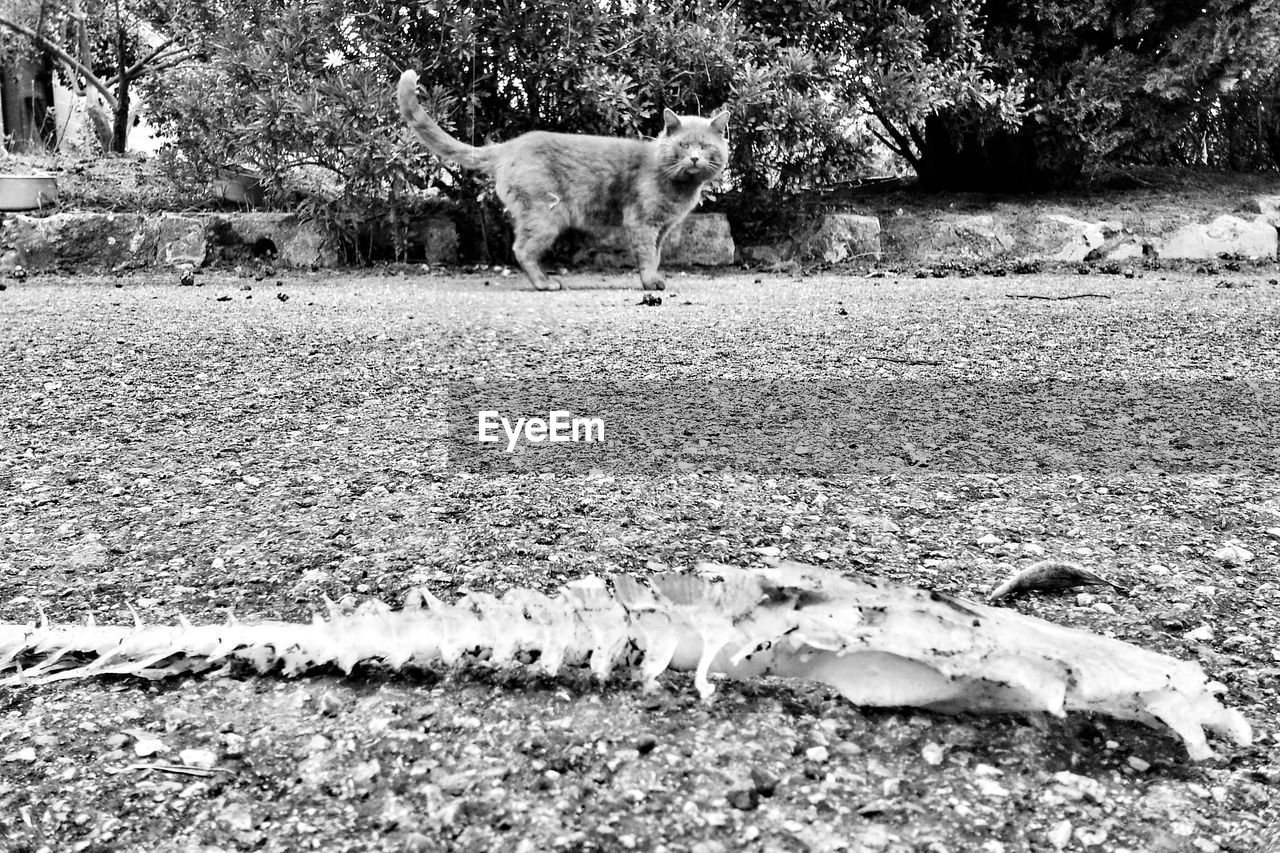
top-left (397, 70), bottom-right (492, 171)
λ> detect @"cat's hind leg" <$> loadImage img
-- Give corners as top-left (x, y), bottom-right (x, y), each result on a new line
top-left (511, 219), bottom-right (564, 291)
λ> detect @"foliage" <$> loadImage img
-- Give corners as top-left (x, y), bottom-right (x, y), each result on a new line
top-left (0, 0), bottom-right (195, 152)
top-left (846, 0), bottom-right (1280, 189)
top-left (142, 0), bottom-right (870, 261)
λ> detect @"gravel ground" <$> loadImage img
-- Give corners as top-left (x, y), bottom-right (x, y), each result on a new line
top-left (1, 267), bottom-right (1278, 853)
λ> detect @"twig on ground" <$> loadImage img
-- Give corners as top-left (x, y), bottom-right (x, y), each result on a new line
top-left (866, 354), bottom-right (943, 366)
top-left (1006, 293), bottom-right (1112, 301)
top-left (117, 764), bottom-right (234, 778)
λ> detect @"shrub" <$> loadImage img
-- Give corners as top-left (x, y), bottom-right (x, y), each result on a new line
top-left (143, 0), bottom-right (871, 260)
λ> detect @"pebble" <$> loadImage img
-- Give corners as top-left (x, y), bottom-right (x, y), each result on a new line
top-left (1183, 625), bottom-right (1214, 642)
top-left (1075, 826), bottom-right (1108, 847)
top-left (1126, 756), bottom-right (1151, 772)
top-left (805, 745), bottom-right (829, 762)
top-left (976, 533), bottom-right (1003, 547)
top-left (179, 748), bottom-right (217, 769)
top-left (975, 778), bottom-right (1009, 798)
top-left (1048, 819), bottom-right (1073, 850)
top-left (3, 747), bottom-right (36, 763)
top-left (921, 742), bottom-right (945, 766)
top-left (749, 767), bottom-right (779, 796)
top-left (1212, 544), bottom-right (1253, 566)
top-left (1092, 602), bottom-right (1116, 615)
top-left (635, 733), bottom-right (658, 755)
top-left (727, 785), bottom-right (759, 810)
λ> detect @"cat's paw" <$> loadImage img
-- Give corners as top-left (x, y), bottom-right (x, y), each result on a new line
top-left (532, 277), bottom-right (564, 292)
top-left (641, 277), bottom-right (666, 291)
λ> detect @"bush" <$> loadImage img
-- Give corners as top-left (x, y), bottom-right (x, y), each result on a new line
top-left (143, 0), bottom-right (871, 261)
top-left (851, 0), bottom-right (1280, 189)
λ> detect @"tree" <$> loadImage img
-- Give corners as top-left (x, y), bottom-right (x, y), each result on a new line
top-left (0, 0), bottom-right (194, 152)
top-left (851, 0), bottom-right (1280, 190)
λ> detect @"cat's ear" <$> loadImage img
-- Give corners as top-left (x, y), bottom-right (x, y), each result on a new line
top-left (709, 110), bottom-right (730, 136)
top-left (663, 108), bottom-right (682, 134)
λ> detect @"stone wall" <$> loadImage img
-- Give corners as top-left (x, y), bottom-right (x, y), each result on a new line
top-left (2, 194), bottom-right (1277, 272)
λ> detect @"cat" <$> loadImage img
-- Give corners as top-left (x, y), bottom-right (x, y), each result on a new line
top-left (397, 69), bottom-right (728, 291)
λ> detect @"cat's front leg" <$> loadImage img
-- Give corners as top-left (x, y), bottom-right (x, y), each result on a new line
top-left (627, 225), bottom-right (665, 291)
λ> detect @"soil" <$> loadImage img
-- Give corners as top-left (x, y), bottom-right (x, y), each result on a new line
top-left (0, 269), bottom-right (1278, 853)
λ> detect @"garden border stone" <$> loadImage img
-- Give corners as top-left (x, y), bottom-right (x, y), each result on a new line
top-left (0, 201), bottom-right (1276, 272)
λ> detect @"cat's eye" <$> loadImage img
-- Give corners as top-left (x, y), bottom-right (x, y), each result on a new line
top-left (679, 141), bottom-right (690, 148)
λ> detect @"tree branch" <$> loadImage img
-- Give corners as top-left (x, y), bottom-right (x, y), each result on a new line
top-left (864, 94), bottom-right (919, 169)
top-left (0, 13), bottom-right (117, 109)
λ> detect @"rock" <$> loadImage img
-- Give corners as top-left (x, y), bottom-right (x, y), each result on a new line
top-left (1183, 624), bottom-right (1214, 642)
top-left (1158, 214), bottom-right (1277, 260)
top-left (406, 216), bottom-right (458, 264)
top-left (1240, 194), bottom-right (1280, 227)
top-left (1104, 236), bottom-right (1149, 261)
top-left (726, 785), bottom-right (759, 810)
top-left (1213, 543), bottom-right (1253, 565)
top-left (1074, 826), bottom-right (1108, 848)
top-left (749, 766), bottom-right (779, 796)
top-left (218, 802), bottom-right (256, 832)
top-left (1127, 756), bottom-right (1151, 772)
top-left (179, 748), bottom-right (217, 769)
top-left (796, 213), bottom-right (882, 263)
top-left (3, 746), bottom-right (36, 763)
top-left (664, 213), bottom-right (736, 266)
top-left (921, 742), bottom-right (945, 766)
top-left (204, 212), bottom-right (340, 268)
top-left (741, 244), bottom-right (790, 266)
top-left (2, 212), bottom-right (157, 270)
top-left (1048, 820), bottom-right (1073, 850)
top-left (1034, 214), bottom-right (1121, 262)
top-left (155, 214), bottom-right (208, 266)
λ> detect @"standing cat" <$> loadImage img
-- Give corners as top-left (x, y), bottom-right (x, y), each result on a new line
top-left (397, 69), bottom-right (728, 291)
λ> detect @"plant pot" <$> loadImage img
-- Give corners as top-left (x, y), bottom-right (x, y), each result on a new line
top-left (212, 167), bottom-right (266, 207)
top-left (0, 174), bottom-right (59, 211)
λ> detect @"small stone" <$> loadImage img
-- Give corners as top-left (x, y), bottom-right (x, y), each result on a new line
top-left (752, 545), bottom-right (781, 557)
top-left (1183, 625), bottom-right (1214, 642)
top-left (435, 771), bottom-right (470, 795)
top-left (727, 786), bottom-right (759, 811)
top-left (1092, 602), bottom-right (1116, 615)
top-left (804, 745), bottom-right (829, 762)
top-left (1048, 820), bottom-right (1072, 850)
top-left (1126, 756), bottom-right (1151, 772)
top-left (976, 533), bottom-right (1003, 547)
top-left (921, 742), bottom-right (945, 766)
top-left (179, 748), bottom-right (216, 769)
top-left (750, 766), bottom-right (779, 796)
top-left (1075, 826), bottom-right (1108, 847)
top-left (1213, 544), bottom-right (1253, 566)
top-left (975, 777), bottom-right (1009, 798)
top-left (132, 735), bottom-right (168, 757)
top-left (634, 734), bottom-right (657, 755)
top-left (221, 733), bottom-right (246, 757)
top-left (3, 747), bottom-right (36, 763)
top-left (219, 802), bottom-right (256, 832)
top-left (1192, 840), bottom-right (1220, 853)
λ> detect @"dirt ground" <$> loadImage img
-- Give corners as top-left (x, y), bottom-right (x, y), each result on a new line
top-left (0, 268), bottom-right (1278, 853)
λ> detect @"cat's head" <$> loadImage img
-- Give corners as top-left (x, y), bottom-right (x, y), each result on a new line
top-left (657, 109), bottom-right (729, 183)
